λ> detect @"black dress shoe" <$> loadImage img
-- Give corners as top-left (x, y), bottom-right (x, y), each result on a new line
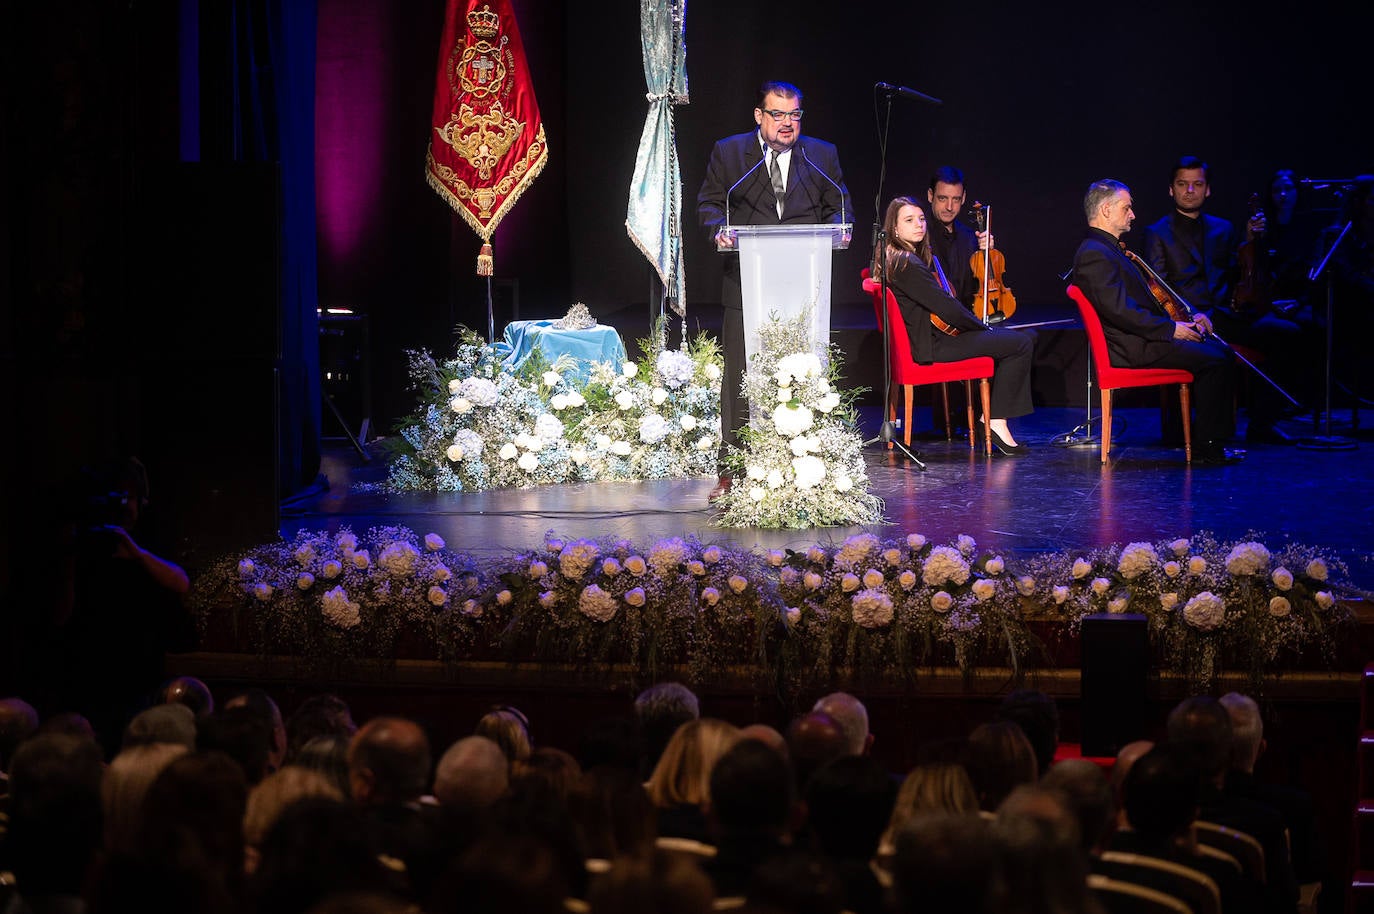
top-left (1194, 442), bottom-right (1245, 465)
top-left (707, 476), bottom-right (732, 502)
top-left (1246, 424), bottom-right (1295, 445)
top-left (989, 428), bottom-right (1030, 457)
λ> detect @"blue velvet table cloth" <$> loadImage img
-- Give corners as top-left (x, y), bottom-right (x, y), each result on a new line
top-left (494, 320), bottom-right (628, 383)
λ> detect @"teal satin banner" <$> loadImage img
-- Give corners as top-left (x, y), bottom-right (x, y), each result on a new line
top-left (494, 320), bottom-right (629, 383)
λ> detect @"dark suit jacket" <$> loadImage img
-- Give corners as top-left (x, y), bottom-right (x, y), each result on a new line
top-left (1072, 228), bottom-right (1178, 367)
top-left (696, 131), bottom-right (851, 308)
top-left (1143, 211), bottom-right (1241, 311)
top-left (929, 218), bottom-right (981, 308)
top-left (882, 252), bottom-right (985, 364)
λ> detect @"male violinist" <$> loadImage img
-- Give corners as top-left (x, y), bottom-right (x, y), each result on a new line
top-left (1072, 179), bottom-right (1242, 464)
top-left (926, 166), bottom-right (995, 313)
top-left (1143, 156), bottom-right (1303, 444)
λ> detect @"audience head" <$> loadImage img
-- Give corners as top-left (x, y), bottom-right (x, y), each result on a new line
top-left (347, 716), bottom-right (432, 805)
top-left (432, 834), bottom-right (569, 914)
top-left (199, 704), bottom-right (275, 785)
top-left (738, 722), bottom-right (788, 758)
top-left (883, 761), bottom-right (979, 849)
top-left (1219, 691), bottom-right (1265, 774)
top-left (224, 688), bottom-right (287, 771)
top-left (102, 741), bottom-right (189, 852)
top-left (576, 715), bottom-right (644, 774)
top-left (812, 692), bottom-right (872, 756)
top-left (139, 750), bottom-right (249, 893)
top-left (1121, 743), bottom-right (1201, 841)
top-left (38, 711), bottom-right (99, 748)
top-left (1040, 759), bottom-right (1115, 856)
top-left (124, 702), bottom-right (197, 749)
top-left (708, 738), bottom-right (795, 838)
top-left (634, 682), bottom-right (700, 772)
top-left (291, 734), bottom-right (352, 797)
top-left (0, 697), bottom-right (40, 772)
top-left (746, 851), bottom-right (846, 914)
top-left (567, 767), bottom-right (656, 861)
top-left (996, 689), bottom-right (1060, 778)
top-left (646, 717), bottom-right (740, 809)
top-left (587, 848), bottom-right (714, 914)
top-left (966, 719), bottom-right (1038, 810)
top-left (475, 705), bottom-right (533, 764)
top-left (805, 755), bottom-right (896, 860)
top-left (1165, 695), bottom-right (1233, 782)
top-left (1109, 739), bottom-right (1154, 804)
top-left (785, 710), bottom-right (849, 791)
top-left (993, 787), bottom-right (1094, 914)
top-left (512, 746), bottom-right (582, 800)
top-left (6, 732), bottom-right (105, 894)
top-left (243, 766), bottom-right (346, 873)
top-left (160, 676), bottom-right (215, 718)
top-left (286, 692), bottom-right (357, 761)
top-left (434, 734), bottom-right (510, 811)
top-left (890, 814), bottom-right (999, 914)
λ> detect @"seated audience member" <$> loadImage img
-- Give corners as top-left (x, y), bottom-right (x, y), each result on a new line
top-left (812, 692), bottom-right (874, 756)
top-left (634, 682), bottom-right (701, 775)
top-left (738, 723), bottom-right (789, 760)
top-left (225, 688), bottom-right (288, 774)
top-left (705, 739), bottom-right (798, 897)
top-left (1219, 691), bottom-right (1324, 887)
top-left (568, 766), bottom-right (656, 864)
top-left (285, 692), bottom-right (357, 762)
top-left (3, 732), bottom-right (104, 911)
top-left (475, 705), bottom-right (533, 765)
top-left (1167, 696), bottom-right (1296, 906)
top-left (646, 718), bottom-right (740, 845)
top-left (102, 741), bottom-right (189, 853)
top-left (879, 762), bottom-right (980, 858)
top-left (0, 698), bottom-right (41, 787)
top-left (744, 851), bottom-right (847, 914)
top-left (804, 756), bottom-right (897, 914)
top-left (243, 766), bottom-right (345, 874)
top-left (992, 786), bottom-right (1101, 914)
top-left (301, 891), bottom-right (416, 914)
top-left (199, 704), bottom-right (275, 785)
top-left (291, 734), bottom-right (352, 798)
top-left (996, 689), bottom-right (1061, 779)
top-left (889, 813), bottom-right (1000, 914)
top-left (430, 834), bottom-right (569, 914)
top-left (576, 715), bottom-right (645, 775)
top-left (587, 847), bottom-right (715, 914)
top-left (123, 702), bottom-right (197, 749)
top-left (785, 710), bottom-right (849, 793)
top-left (512, 746), bottom-right (583, 801)
top-left (433, 735), bottom-right (510, 813)
top-left (1112, 743), bottom-right (1269, 914)
top-left (1040, 759), bottom-right (1117, 857)
top-left (482, 777), bottom-right (590, 900)
top-left (159, 676), bottom-right (215, 719)
top-left (966, 720), bottom-right (1038, 811)
top-left (37, 711), bottom-right (100, 751)
top-left (249, 797), bottom-right (407, 914)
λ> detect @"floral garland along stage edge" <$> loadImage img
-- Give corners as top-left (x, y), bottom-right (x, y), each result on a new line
top-left (714, 309), bottom-right (884, 529)
top-left (387, 322), bottom-right (723, 492)
top-left (197, 526), bottom-right (1360, 696)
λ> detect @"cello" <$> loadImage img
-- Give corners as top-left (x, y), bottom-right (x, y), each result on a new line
top-left (970, 202), bottom-right (1017, 324)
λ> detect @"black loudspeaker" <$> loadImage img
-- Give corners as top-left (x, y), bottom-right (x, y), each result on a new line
top-left (132, 163), bottom-right (281, 561)
top-left (1080, 613), bottom-right (1149, 757)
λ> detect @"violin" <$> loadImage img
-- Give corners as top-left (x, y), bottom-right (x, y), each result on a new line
top-left (928, 254), bottom-right (966, 337)
top-left (970, 202), bottom-right (1017, 323)
top-left (1232, 193), bottom-right (1271, 316)
top-left (1119, 244), bottom-right (1191, 322)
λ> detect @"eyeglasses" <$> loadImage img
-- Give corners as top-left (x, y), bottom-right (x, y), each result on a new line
top-left (760, 109), bottom-right (804, 122)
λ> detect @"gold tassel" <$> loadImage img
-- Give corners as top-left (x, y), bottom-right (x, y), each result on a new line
top-left (476, 243), bottom-right (494, 277)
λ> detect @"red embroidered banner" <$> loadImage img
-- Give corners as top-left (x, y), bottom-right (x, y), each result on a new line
top-left (425, 0), bottom-right (548, 275)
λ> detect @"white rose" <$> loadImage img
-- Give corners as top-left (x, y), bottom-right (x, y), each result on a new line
top-left (807, 546), bottom-right (828, 564)
top-left (447, 378), bottom-right (462, 393)
top-left (816, 392), bottom-right (841, 413)
top-left (1170, 539), bottom-right (1190, 556)
top-left (1269, 596), bottom-right (1292, 617)
top-left (704, 362), bottom-right (721, 381)
top-left (986, 557), bottom-right (1005, 575)
top-left (1052, 585), bottom-right (1070, 605)
top-left (747, 465), bottom-right (766, 481)
top-left (542, 370), bottom-right (562, 387)
top-left (931, 591), bottom-right (954, 612)
top-left (601, 557), bottom-right (621, 577)
top-left (614, 391), bottom-right (635, 410)
top-left (863, 568), bottom-right (885, 588)
top-left (1108, 595), bottom-right (1130, 614)
top-left (1072, 558), bottom-right (1092, 579)
top-left (1016, 576), bottom-right (1036, 596)
top-left (496, 590), bottom-right (513, 605)
top-left (499, 443), bottom-right (519, 460)
top-left (972, 579), bottom-right (996, 602)
top-left (461, 598), bottom-right (482, 617)
top-left (702, 546), bottom-right (722, 564)
top-left (907, 534), bottom-right (927, 551)
top-left (517, 452), bottom-right (539, 472)
top-left (297, 573), bottom-right (315, 590)
top-left (785, 606), bottom-right (802, 625)
top-left (1272, 567), bottom-right (1294, 591)
top-left (593, 433), bottom-right (612, 450)
top-left (1315, 591), bottom-right (1335, 610)
top-left (428, 586), bottom-right (449, 607)
top-left (539, 591), bottom-right (558, 609)
top-left (728, 575), bottom-right (749, 594)
top-left (431, 565), bottom-right (451, 582)
top-left (771, 402), bottom-right (815, 437)
top-left (1306, 559), bottom-right (1329, 581)
top-left (652, 388), bottom-right (669, 406)
top-left (841, 573), bottom-right (861, 593)
top-left (565, 390), bottom-right (586, 408)
top-left (550, 394), bottom-right (568, 411)
top-left (834, 474), bottom-right (853, 493)
top-left (1160, 592), bottom-right (1179, 610)
top-left (625, 556), bottom-right (647, 575)
top-left (1091, 577), bottom-right (1111, 595)
top-left (804, 571), bottom-right (824, 591)
top-left (749, 486), bottom-right (766, 502)
top-left (423, 533), bottom-right (444, 552)
top-left (702, 587), bottom-right (721, 606)
top-left (899, 570), bottom-right (918, 591)
top-left (680, 414), bottom-right (697, 431)
top-left (610, 440), bottom-right (633, 456)
top-left (696, 435), bottom-right (715, 451)
top-left (687, 561), bottom-right (706, 576)
top-left (351, 550), bottom-right (371, 570)
top-left (528, 561), bottom-right (549, 578)
top-left (766, 468), bottom-right (785, 489)
top-left (767, 550), bottom-right (785, 567)
top-left (777, 387), bottom-right (794, 404)
top-left (450, 397), bottom-right (473, 414)
top-left (237, 559), bottom-right (256, 578)
top-left (791, 455), bottom-right (826, 489)
top-left (1164, 561), bottom-right (1182, 577)
top-left (253, 582), bottom-right (274, 601)
top-left (625, 587), bottom-right (647, 607)
top-left (1188, 556), bottom-right (1207, 574)
top-left (570, 448), bottom-right (588, 466)
top-left (321, 560), bottom-right (343, 579)
top-left (622, 362), bottom-right (638, 377)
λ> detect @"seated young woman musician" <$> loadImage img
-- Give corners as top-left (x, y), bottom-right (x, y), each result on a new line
top-left (872, 196), bottom-right (1036, 455)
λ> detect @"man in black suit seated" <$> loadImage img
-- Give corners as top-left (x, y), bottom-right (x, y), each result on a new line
top-left (926, 166), bottom-right (994, 312)
top-left (1166, 696), bottom-right (1298, 910)
top-left (1143, 156), bottom-right (1304, 444)
top-left (1072, 178), bottom-right (1242, 464)
top-left (696, 80), bottom-right (852, 502)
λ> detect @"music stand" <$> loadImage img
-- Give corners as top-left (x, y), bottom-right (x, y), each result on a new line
top-left (1298, 220), bottom-right (1358, 450)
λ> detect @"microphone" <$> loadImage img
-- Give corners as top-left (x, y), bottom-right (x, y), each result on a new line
top-left (875, 82), bottom-right (942, 106)
top-left (798, 142), bottom-right (848, 234)
top-left (723, 153), bottom-right (769, 239)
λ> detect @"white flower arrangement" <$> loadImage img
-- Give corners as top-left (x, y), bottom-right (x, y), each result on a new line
top-left (714, 310), bottom-right (882, 529)
top-left (388, 323), bottom-right (722, 492)
top-left (195, 527), bottom-right (1361, 697)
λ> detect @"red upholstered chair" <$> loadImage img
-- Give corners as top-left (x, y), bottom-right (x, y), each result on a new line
top-left (862, 269), bottom-right (992, 456)
top-left (1065, 284), bottom-right (1193, 463)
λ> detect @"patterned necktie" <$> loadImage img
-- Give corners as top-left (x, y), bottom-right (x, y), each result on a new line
top-left (768, 150), bottom-right (786, 217)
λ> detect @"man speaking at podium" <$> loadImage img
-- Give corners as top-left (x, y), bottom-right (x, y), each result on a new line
top-left (697, 80), bottom-right (852, 503)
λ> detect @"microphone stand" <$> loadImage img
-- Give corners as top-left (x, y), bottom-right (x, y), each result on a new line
top-left (1298, 220), bottom-right (1358, 450)
top-left (863, 86), bottom-right (924, 469)
top-left (1050, 268), bottom-right (1102, 449)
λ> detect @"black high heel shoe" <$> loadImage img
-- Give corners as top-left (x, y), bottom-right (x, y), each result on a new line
top-left (989, 428), bottom-right (1030, 457)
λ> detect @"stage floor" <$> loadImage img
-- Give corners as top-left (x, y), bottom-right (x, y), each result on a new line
top-left (288, 407), bottom-right (1374, 589)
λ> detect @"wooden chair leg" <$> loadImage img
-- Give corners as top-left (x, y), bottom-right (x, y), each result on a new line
top-left (978, 378), bottom-right (992, 456)
top-left (1101, 389), bottom-right (1114, 463)
top-left (963, 380), bottom-right (976, 449)
top-left (941, 383), bottom-right (953, 440)
top-left (1179, 383), bottom-right (1192, 463)
top-left (903, 384), bottom-right (914, 447)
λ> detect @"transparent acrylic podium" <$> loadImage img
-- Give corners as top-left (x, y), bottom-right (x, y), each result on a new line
top-left (721, 223), bottom-right (851, 367)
